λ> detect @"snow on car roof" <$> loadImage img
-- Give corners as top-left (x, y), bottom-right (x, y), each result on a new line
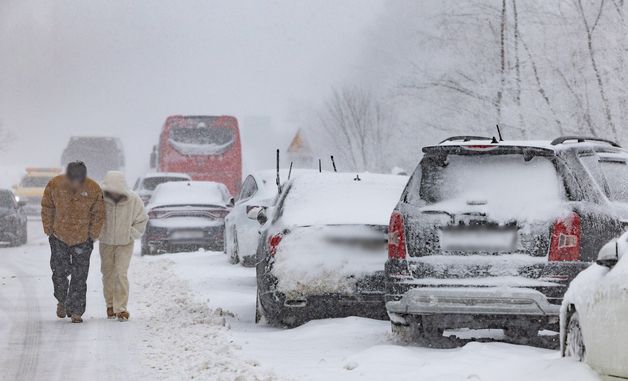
top-left (279, 172), bottom-right (408, 226)
top-left (148, 181), bottom-right (229, 208)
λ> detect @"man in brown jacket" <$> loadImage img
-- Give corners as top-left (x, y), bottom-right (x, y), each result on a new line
top-left (41, 161), bottom-right (105, 323)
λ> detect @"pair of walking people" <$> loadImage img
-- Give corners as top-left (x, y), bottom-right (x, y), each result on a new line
top-left (41, 162), bottom-right (148, 323)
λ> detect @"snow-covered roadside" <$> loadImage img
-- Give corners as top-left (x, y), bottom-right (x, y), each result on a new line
top-left (132, 257), bottom-right (281, 381)
top-left (162, 250), bottom-right (602, 381)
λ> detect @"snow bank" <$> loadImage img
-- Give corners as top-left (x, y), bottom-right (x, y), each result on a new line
top-left (131, 258), bottom-right (281, 380)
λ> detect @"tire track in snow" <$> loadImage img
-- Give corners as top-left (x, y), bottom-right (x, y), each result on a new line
top-left (4, 257), bottom-right (42, 381)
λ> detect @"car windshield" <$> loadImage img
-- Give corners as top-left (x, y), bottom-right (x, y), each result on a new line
top-left (20, 176), bottom-right (52, 187)
top-left (142, 176), bottom-right (188, 191)
top-left (0, 192), bottom-right (15, 208)
top-left (168, 118), bottom-right (235, 155)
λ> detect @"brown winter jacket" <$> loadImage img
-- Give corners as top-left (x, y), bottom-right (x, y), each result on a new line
top-left (41, 175), bottom-right (105, 246)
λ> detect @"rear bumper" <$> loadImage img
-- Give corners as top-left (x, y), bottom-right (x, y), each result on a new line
top-left (387, 287), bottom-right (560, 318)
top-left (259, 290), bottom-right (387, 325)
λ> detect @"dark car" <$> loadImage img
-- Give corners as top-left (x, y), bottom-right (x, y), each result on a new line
top-left (385, 136), bottom-right (628, 341)
top-left (0, 189), bottom-right (28, 246)
top-left (254, 172), bottom-right (408, 327)
top-left (141, 181), bottom-right (232, 255)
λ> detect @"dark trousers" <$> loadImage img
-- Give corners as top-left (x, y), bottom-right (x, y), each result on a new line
top-left (49, 236), bottom-right (93, 316)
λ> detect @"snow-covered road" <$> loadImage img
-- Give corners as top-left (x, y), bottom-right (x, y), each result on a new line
top-left (0, 221), bottom-right (602, 380)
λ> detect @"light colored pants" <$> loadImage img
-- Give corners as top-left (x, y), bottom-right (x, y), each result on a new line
top-left (100, 242), bottom-right (134, 313)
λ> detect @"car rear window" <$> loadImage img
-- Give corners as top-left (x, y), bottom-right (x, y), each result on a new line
top-left (142, 176), bottom-right (188, 191)
top-left (414, 154), bottom-right (565, 207)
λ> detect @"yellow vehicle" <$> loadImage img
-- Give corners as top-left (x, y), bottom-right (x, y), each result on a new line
top-left (13, 168), bottom-right (62, 215)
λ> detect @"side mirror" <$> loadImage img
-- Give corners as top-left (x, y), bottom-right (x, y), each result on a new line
top-left (17, 200), bottom-right (27, 208)
top-left (596, 239), bottom-right (620, 268)
top-left (229, 197), bottom-right (235, 207)
top-left (246, 206), bottom-right (268, 225)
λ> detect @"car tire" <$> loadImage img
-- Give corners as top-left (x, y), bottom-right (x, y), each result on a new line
top-left (565, 311), bottom-right (586, 361)
top-left (21, 226), bottom-right (28, 245)
top-left (255, 292), bottom-right (265, 324)
top-left (229, 229), bottom-right (240, 265)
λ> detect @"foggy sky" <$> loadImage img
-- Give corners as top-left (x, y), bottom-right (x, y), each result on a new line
top-left (0, 0), bottom-right (384, 182)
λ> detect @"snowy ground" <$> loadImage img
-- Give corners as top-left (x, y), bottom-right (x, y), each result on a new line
top-left (0, 221), bottom-right (602, 380)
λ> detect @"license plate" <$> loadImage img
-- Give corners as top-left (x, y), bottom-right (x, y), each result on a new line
top-left (170, 230), bottom-right (205, 240)
top-left (439, 229), bottom-right (517, 252)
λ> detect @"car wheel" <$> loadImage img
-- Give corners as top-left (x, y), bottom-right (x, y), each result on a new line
top-left (230, 229), bottom-right (240, 265)
top-left (255, 292), bottom-right (264, 324)
top-left (21, 226), bottom-right (28, 245)
top-left (565, 311), bottom-right (586, 361)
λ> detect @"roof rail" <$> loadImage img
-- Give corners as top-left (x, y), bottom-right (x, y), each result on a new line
top-left (439, 136), bottom-right (493, 144)
top-left (550, 136), bottom-right (621, 148)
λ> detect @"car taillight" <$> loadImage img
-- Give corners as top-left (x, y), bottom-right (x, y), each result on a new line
top-left (388, 211), bottom-right (407, 260)
top-left (549, 212), bottom-right (581, 261)
top-left (268, 234), bottom-right (283, 256)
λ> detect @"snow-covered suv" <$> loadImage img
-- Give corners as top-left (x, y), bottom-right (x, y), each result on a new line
top-left (385, 136), bottom-right (628, 341)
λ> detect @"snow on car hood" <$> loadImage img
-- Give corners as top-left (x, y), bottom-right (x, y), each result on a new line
top-left (272, 225), bottom-right (387, 296)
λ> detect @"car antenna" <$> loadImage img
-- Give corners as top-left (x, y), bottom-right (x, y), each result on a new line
top-left (287, 161), bottom-right (294, 180)
top-left (496, 124), bottom-right (504, 141)
top-left (275, 149), bottom-right (281, 190)
top-left (330, 155), bottom-right (337, 172)
top-left (318, 159), bottom-right (322, 173)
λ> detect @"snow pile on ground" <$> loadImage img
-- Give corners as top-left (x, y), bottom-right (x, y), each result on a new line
top-left (131, 258), bottom-right (282, 381)
top-left (272, 225), bottom-right (386, 295)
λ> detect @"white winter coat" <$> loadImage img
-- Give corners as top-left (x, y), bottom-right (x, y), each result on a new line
top-left (99, 171), bottom-right (148, 245)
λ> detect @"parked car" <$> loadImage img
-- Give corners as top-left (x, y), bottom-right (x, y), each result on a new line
top-left (0, 189), bottom-right (28, 246)
top-left (13, 167), bottom-right (62, 215)
top-left (224, 169), bottom-right (312, 266)
top-left (141, 181), bottom-right (232, 255)
top-left (386, 136), bottom-right (628, 342)
top-left (133, 172), bottom-right (192, 205)
top-left (561, 234), bottom-right (628, 379)
top-left (254, 172), bottom-right (408, 327)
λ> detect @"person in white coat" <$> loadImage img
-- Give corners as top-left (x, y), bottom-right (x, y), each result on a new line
top-left (99, 171), bottom-right (148, 321)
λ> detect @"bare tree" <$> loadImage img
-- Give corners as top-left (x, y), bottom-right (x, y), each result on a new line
top-left (313, 87), bottom-right (392, 172)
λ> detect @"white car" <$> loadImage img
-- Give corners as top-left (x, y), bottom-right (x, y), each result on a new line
top-left (142, 181), bottom-right (232, 255)
top-left (224, 169), bottom-right (310, 266)
top-left (133, 172), bottom-right (192, 205)
top-left (561, 233), bottom-right (628, 379)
